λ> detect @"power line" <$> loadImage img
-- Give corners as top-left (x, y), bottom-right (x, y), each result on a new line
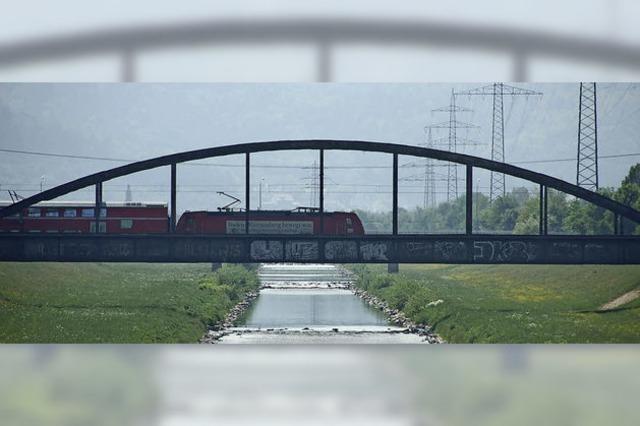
top-left (512, 152), bottom-right (640, 165)
top-left (0, 147), bottom-right (418, 170)
top-left (5, 181), bottom-right (475, 193)
top-left (2, 147), bottom-right (638, 171)
top-left (3, 189), bottom-right (488, 195)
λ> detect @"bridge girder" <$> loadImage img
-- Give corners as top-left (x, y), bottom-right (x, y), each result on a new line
top-left (1, 234), bottom-right (639, 265)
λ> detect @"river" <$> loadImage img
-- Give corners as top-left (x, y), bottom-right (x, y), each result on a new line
top-left (218, 264), bottom-right (425, 344)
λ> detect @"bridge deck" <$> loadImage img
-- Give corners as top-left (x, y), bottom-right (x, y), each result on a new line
top-left (1, 234), bottom-right (639, 264)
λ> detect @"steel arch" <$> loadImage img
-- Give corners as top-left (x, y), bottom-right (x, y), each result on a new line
top-left (1, 139), bottom-right (639, 225)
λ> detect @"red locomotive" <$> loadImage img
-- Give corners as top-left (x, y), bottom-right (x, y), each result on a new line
top-left (0, 201), bottom-right (169, 234)
top-left (0, 202), bottom-right (365, 236)
top-left (176, 207), bottom-right (364, 235)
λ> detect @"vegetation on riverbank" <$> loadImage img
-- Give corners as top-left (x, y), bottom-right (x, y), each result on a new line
top-left (348, 264), bottom-right (640, 343)
top-left (0, 263), bottom-right (259, 343)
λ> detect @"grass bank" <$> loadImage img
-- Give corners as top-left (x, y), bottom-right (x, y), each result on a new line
top-left (0, 263), bottom-right (259, 343)
top-left (348, 264), bottom-right (640, 343)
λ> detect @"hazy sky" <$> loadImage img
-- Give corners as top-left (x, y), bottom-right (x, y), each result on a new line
top-left (0, 83), bottom-right (639, 212)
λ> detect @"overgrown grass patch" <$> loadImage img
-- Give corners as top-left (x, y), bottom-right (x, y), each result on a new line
top-left (347, 264), bottom-right (640, 343)
top-left (0, 262), bottom-right (259, 343)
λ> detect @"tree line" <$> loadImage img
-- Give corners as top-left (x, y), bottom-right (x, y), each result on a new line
top-left (356, 164), bottom-right (640, 235)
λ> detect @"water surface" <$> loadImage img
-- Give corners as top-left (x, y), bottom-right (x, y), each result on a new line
top-left (218, 263), bottom-right (425, 344)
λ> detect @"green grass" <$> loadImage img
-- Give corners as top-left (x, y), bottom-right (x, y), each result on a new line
top-left (348, 264), bottom-right (640, 343)
top-left (0, 262), bottom-right (259, 343)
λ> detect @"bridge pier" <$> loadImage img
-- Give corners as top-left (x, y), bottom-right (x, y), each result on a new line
top-left (387, 263), bottom-right (399, 274)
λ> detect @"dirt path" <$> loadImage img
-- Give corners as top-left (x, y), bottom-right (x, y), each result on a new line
top-left (599, 288), bottom-right (640, 311)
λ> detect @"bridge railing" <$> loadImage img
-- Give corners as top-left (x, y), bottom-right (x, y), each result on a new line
top-left (2, 18), bottom-right (640, 82)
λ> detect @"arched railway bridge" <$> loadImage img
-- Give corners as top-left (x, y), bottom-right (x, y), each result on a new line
top-left (1, 140), bottom-right (639, 264)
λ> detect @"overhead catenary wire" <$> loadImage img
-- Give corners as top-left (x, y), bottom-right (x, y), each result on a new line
top-left (2, 147), bottom-right (639, 168)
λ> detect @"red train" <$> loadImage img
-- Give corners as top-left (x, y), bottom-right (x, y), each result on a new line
top-left (0, 201), bottom-right (169, 234)
top-left (0, 202), bottom-right (365, 236)
top-left (177, 209), bottom-right (365, 235)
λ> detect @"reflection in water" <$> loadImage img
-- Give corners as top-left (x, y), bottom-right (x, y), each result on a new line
top-left (219, 263), bottom-right (425, 344)
top-left (240, 288), bottom-right (388, 328)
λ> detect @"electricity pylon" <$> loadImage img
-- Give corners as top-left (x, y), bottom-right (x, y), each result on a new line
top-left (577, 82), bottom-right (598, 191)
top-left (456, 83), bottom-right (542, 202)
top-left (307, 160), bottom-right (319, 206)
top-left (420, 127), bottom-right (437, 209)
top-left (431, 89), bottom-right (478, 202)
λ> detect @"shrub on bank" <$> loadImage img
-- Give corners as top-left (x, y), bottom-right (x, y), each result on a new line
top-left (353, 266), bottom-right (435, 322)
top-left (197, 264), bottom-right (260, 326)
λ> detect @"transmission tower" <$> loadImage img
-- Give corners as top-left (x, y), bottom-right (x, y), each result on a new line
top-left (577, 82), bottom-right (598, 191)
top-left (431, 89), bottom-right (478, 202)
top-left (456, 83), bottom-right (542, 202)
top-left (125, 184), bottom-right (132, 202)
top-left (306, 160), bottom-right (319, 206)
top-left (420, 127), bottom-right (437, 208)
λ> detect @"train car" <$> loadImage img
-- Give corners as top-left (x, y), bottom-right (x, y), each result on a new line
top-left (0, 201), bottom-right (168, 234)
top-left (176, 208), bottom-right (365, 235)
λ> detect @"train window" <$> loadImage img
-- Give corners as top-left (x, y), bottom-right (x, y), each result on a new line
top-left (346, 217), bottom-right (353, 225)
top-left (81, 208), bottom-right (94, 217)
top-left (64, 209), bottom-right (77, 218)
top-left (45, 209), bottom-right (59, 217)
top-left (100, 208), bottom-right (107, 218)
top-left (90, 222), bottom-right (107, 233)
top-left (28, 208), bottom-right (40, 217)
top-left (120, 219), bottom-right (133, 229)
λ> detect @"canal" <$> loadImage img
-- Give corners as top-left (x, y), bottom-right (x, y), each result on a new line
top-left (218, 264), bottom-right (425, 343)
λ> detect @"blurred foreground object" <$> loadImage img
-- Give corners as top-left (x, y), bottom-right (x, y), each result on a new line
top-left (1, 1), bottom-right (640, 81)
top-left (2, 345), bottom-right (639, 425)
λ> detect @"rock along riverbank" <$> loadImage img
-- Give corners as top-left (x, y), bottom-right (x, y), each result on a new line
top-left (200, 264), bottom-right (443, 344)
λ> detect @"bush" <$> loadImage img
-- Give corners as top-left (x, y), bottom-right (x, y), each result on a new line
top-left (197, 264), bottom-right (260, 325)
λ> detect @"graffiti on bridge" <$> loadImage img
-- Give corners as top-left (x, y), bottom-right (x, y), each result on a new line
top-left (250, 240), bottom-right (283, 261)
top-left (360, 242), bottom-right (389, 261)
top-left (0, 234), bottom-right (638, 264)
top-left (473, 240), bottom-right (539, 263)
top-left (324, 240), bottom-right (358, 261)
top-left (285, 241), bottom-right (319, 261)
